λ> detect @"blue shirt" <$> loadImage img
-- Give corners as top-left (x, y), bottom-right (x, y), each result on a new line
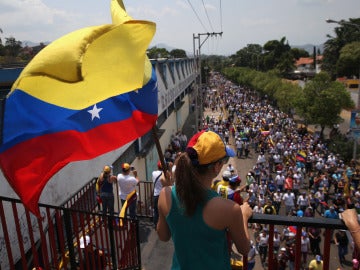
top-left (324, 209), bottom-right (338, 219)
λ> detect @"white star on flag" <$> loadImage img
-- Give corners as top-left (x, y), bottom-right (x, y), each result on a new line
top-left (88, 104), bottom-right (103, 120)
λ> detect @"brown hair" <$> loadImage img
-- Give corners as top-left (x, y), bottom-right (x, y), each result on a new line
top-left (175, 152), bottom-right (209, 216)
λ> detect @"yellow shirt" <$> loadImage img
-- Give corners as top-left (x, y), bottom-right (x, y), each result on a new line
top-left (308, 259), bottom-right (323, 270)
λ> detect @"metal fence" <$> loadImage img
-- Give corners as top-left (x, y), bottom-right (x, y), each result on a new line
top-left (0, 196), bottom-right (141, 270)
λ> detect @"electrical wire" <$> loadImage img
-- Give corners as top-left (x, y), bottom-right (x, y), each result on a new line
top-left (219, 0), bottom-right (223, 33)
top-left (201, 0), bottom-right (214, 32)
top-left (186, 0), bottom-right (208, 32)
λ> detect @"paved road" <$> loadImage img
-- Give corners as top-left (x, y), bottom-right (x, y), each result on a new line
top-left (140, 107), bottom-right (354, 270)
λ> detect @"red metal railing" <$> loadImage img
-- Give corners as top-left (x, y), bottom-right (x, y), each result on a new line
top-left (246, 214), bottom-right (347, 270)
top-left (0, 196), bottom-right (141, 269)
top-left (1, 178), bottom-right (350, 270)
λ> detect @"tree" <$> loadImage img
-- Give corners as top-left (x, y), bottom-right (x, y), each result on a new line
top-left (313, 46), bottom-right (316, 70)
top-left (337, 41), bottom-right (360, 78)
top-left (263, 37), bottom-right (295, 75)
top-left (4, 37), bottom-right (22, 58)
top-left (169, 49), bottom-right (187, 58)
top-left (147, 46), bottom-right (169, 59)
top-left (229, 44), bottom-right (263, 70)
top-left (323, 18), bottom-right (360, 79)
top-left (295, 72), bottom-right (354, 138)
top-left (290, 47), bottom-right (309, 60)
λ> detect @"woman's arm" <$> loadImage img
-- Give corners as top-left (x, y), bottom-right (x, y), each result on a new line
top-left (228, 202), bottom-right (253, 255)
top-left (156, 186), bottom-right (172, 241)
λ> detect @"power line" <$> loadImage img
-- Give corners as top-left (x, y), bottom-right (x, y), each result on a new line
top-left (201, 0), bottom-right (214, 32)
top-left (186, 0), bottom-right (208, 32)
top-left (219, 0), bottom-right (223, 33)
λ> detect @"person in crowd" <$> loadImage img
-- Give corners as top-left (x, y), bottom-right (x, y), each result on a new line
top-left (308, 255), bottom-right (323, 270)
top-left (152, 160), bottom-right (171, 228)
top-left (214, 170), bottom-right (231, 196)
top-left (278, 247), bottom-right (288, 270)
top-left (245, 171), bottom-right (255, 191)
top-left (301, 232), bottom-right (311, 268)
top-left (308, 226), bottom-right (322, 257)
top-left (263, 198), bottom-right (277, 215)
top-left (97, 165), bottom-right (117, 217)
top-left (273, 228), bottom-right (281, 254)
top-left (334, 229), bottom-right (349, 266)
top-left (257, 229), bottom-right (269, 267)
top-left (79, 235), bottom-right (105, 270)
top-left (282, 189), bottom-right (295, 215)
top-left (117, 163), bottom-right (139, 219)
top-left (247, 240), bottom-right (257, 270)
top-left (324, 205), bottom-right (339, 219)
top-left (286, 241), bottom-right (296, 270)
top-left (272, 189), bottom-right (283, 215)
top-left (156, 130), bottom-right (252, 269)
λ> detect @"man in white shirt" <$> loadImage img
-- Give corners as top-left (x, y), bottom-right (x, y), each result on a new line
top-left (282, 190), bottom-right (295, 215)
top-left (117, 163), bottom-right (139, 219)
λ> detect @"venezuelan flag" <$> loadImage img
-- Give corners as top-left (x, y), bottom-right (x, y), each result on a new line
top-left (0, 0), bottom-right (158, 215)
top-left (296, 150), bottom-right (307, 163)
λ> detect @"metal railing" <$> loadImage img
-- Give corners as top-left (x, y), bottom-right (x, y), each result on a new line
top-left (245, 213), bottom-right (348, 270)
top-left (0, 196), bottom-right (141, 270)
top-left (1, 177), bottom-right (351, 270)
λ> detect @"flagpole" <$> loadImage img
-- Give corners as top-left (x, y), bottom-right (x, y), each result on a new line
top-left (151, 126), bottom-right (167, 174)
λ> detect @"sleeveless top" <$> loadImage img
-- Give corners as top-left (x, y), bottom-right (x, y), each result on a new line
top-left (167, 186), bottom-right (231, 270)
top-left (100, 174), bottom-right (113, 194)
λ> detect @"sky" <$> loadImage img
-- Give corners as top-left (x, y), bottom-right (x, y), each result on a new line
top-left (0, 0), bottom-right (359, 56)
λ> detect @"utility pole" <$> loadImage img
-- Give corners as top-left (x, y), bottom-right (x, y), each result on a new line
top-left (192, 32), bottom-right (223, 131)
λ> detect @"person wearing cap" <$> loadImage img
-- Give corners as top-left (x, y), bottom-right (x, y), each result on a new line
top-left (308, 255), bottom-right (323, 270)
top-left (218, 173), bottom-right (245, 205)
top-left (213, 170), bottom-right (231, 193)
top-left (97, 165), bottom-right (117, 217)
top-left (117, 163), bottom-right (139, 219)
top-left (245, 171), bottom-right (255, 191)
top-left (156, 130), bottom-right (252, 269)
top-left (278, 247), bottom-right (288, 270)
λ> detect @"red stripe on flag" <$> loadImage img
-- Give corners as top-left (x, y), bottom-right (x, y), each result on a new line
top-left (0, 111), bottom-right (157, 215)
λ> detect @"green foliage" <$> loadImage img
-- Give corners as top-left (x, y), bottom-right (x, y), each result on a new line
top-left (291, 47), bottom-right (309, 59)
top-left (337, 41), bottom-right (360, 77)
top-left (147, 46), bottom-right (169, 59)
top-left (296, 72), bottom-right (354, 137)
top-left (169, 49), bottom-right (187, 58)
top-left (4, 37), bottom-right (22, 57)
top-left (323, 18), bottom-right (360, 79)
top-left (222, 67), bottom-right (302, 113)
top-left (327, 134), bottom-right (354, 163)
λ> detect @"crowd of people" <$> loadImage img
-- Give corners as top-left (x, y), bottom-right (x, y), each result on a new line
top-left (96, 70), bottom-right (360, 269)
top-left (203, 72), bottom-right (360, 269)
